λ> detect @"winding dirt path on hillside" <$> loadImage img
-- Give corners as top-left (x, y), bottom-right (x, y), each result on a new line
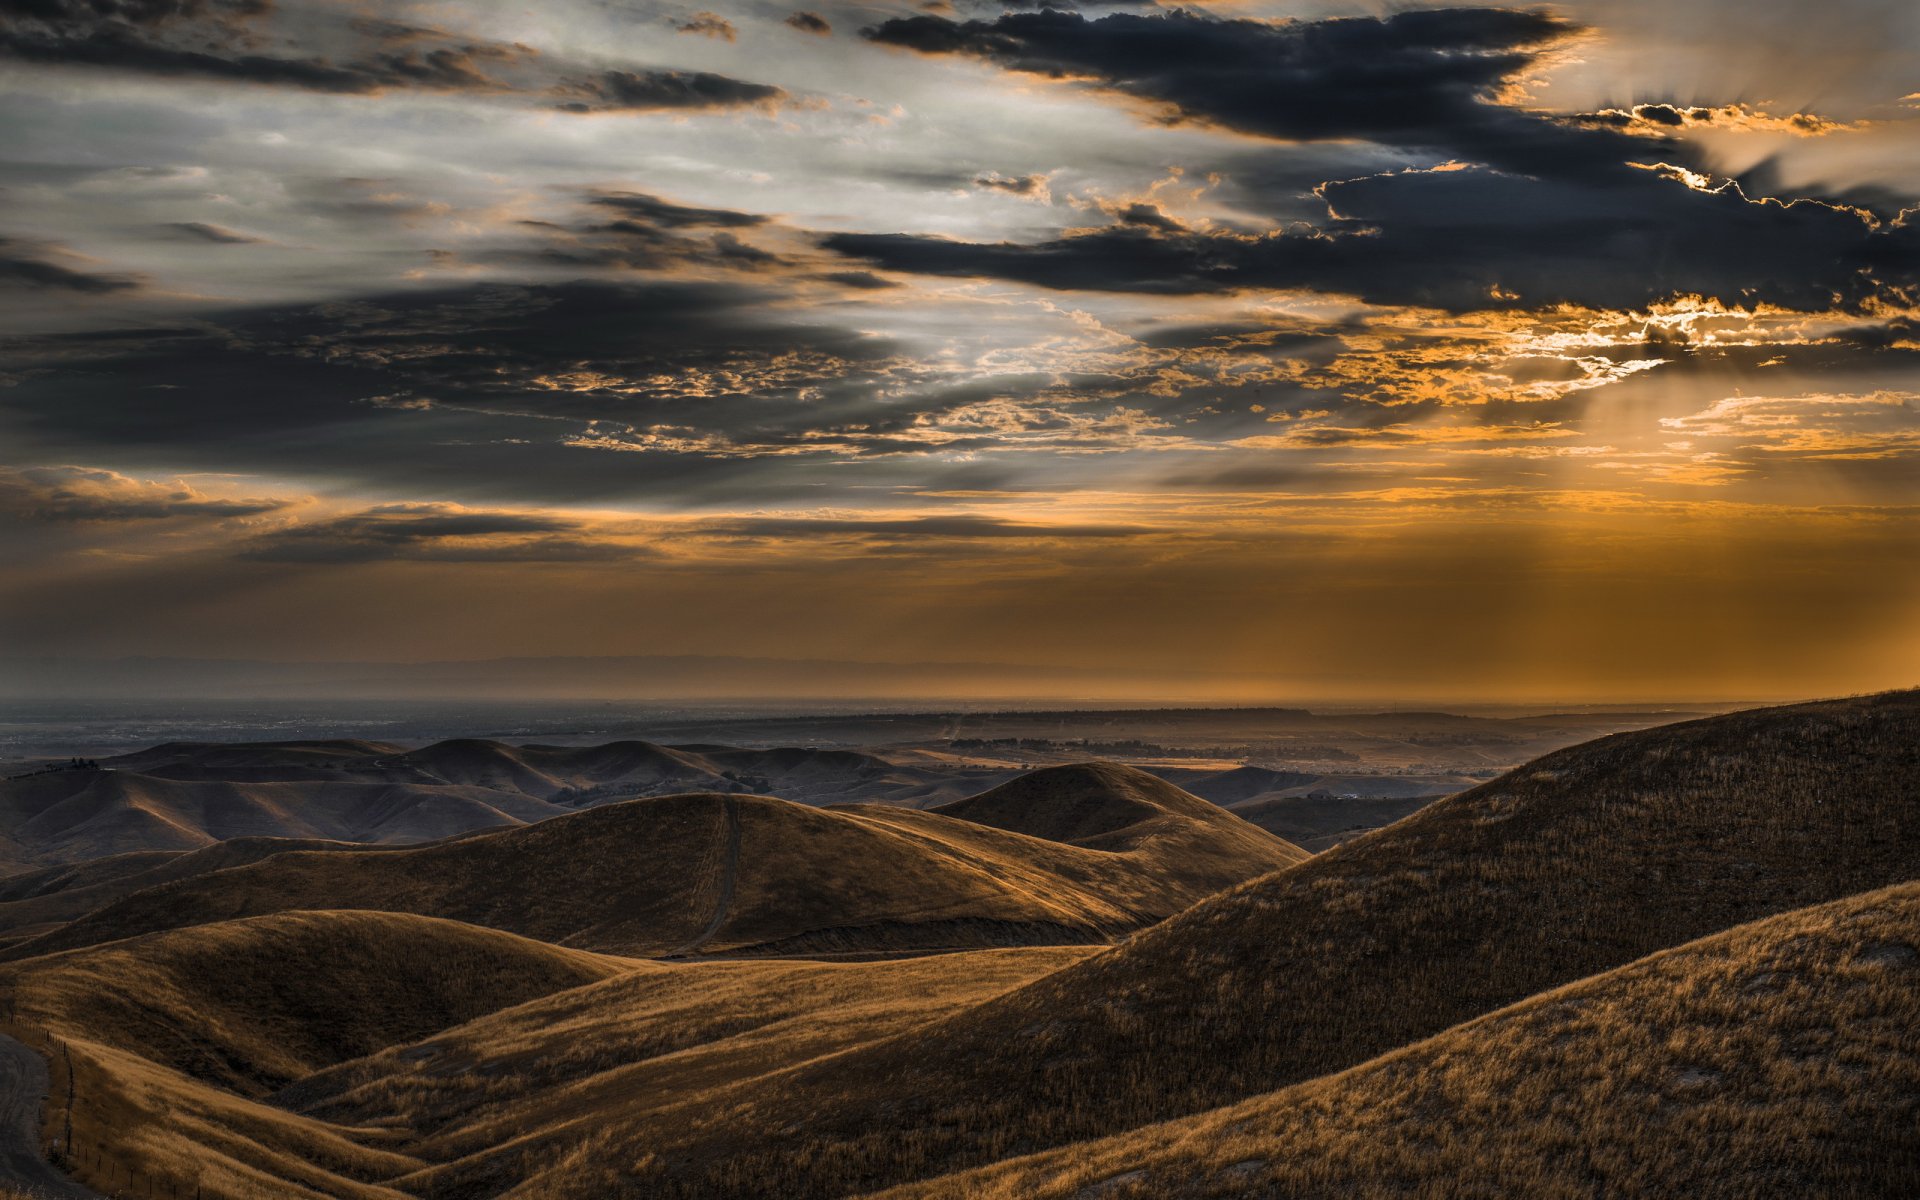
top-left (0, 1034), bottom-right (99, 1199)
top-left (673, 796), bottom-right (742, 956)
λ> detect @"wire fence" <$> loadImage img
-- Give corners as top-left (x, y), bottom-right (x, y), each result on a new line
top-left (2, 997), bottom-right (209, 1200)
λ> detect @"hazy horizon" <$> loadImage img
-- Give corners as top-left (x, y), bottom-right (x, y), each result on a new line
top-left (0, 650), bottom-right (1831, 708)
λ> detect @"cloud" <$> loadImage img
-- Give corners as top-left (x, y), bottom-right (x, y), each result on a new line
top-left (823, 164), bottom-right (1915, 311)
top-left (555, 68), bottom-right (786, 113)
top-left (694, 513), bottom-right (1149, 541)
top-left (238, 502), bottom-right (642, 563)
top-left (0, 280), bottom-right (922, 503)
top-left (1659, 391), bottom-right (1920, 459)
top-left (785, 11), bottom-right (831, 36)
top-left (1, 0), bottom-right (792, 119)
top-left (677, 12), bottom-right (737, 41)
top-left (1571, 103), bottom-right (1862, 137)
top-left (590, 192), bottom-right (769, 229)
top-left (526, 191), bottom-right (785, 274)
top-left (974, 172), bottom-right (1052, 203)
top-left (836, 6), bottom-right (1920, 312)
top-left (0, 235), bottom-right (141, 292)
top-left (162, 221), bottom-right (262, 244)
top-left (0, 465), bottom-right (287, 521)
top-left (817, 270), bottom-right (900, 289)
top-left (861, 8), bottom-right (1620, 175)
top-left (0, 0), bottom-right (534, 95)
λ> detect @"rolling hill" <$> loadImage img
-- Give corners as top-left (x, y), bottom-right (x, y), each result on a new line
top-left (533, 690), bottom-right (1920, 1197)
top-left (3, 770), bottom-right (1303, 961)
top-left (873, 880), bottom-right (1920, 1200)
top-left (1, 915), bottom-right (1091, 1200)
top-left (1, 910), bottom-right (634, 1095)
top-left (0, 837), bottom-right (381, 948)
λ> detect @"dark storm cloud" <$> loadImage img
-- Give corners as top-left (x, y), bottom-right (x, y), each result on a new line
top-left (554, 69), bottom-right (785, 113)
top-left (862, 8), bottom-right (1620, 174)
top-left (821, 175), bottom-right (1914, 312)
top-left (784, 11), bottom-right (830, 36)
top-left (238, 503), bottom-right (639, 563)
top-left (0, 281), bottom-right (917, 503)
top-left (0, 235), bottom-right (141, 292)
top-left (832, 5), bottom-right (1920, 310)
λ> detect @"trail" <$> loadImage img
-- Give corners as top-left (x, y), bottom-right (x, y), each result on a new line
top-left (0, 1035), bottom-right (99, 1199)
top-left (673, 796), bottom-right (742, 956)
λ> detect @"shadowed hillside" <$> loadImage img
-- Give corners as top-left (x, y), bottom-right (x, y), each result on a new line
top-left (281, 947), bottom-right (1099, 1195)
top-left (876, 882), bottom-right (1920, 1200)
top-left (0, 837), bottom-right (385, 947)
top-left (6, 934), bottom-right (1087, 1200)
top-left (0, 910), bottom-right (633, 1095)
top-left (546, 690), bottom-right (1920, 1197)
top-left (5, 781), bottom-right (1301, 960)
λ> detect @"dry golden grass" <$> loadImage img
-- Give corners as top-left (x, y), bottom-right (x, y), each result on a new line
top-left (7, 772), bottom-right (1298, 961)
top-left (47, 1035), bottom-right (415, 1200)
top-left (0, 838), bottom-right (372, 948)
top-left (871, 880), bottom-right (1920, 1200)
top-left (4, 923), bottom-right (1088, 1199)
top-left (521, 690), bottom-right (1920, 1197)
top-left (1, 910), bottom-right (634, 1094)
top-left (0, 907), bottom-right (635, 1200)
top-left (282, 946), bottom-right (1098, 1197)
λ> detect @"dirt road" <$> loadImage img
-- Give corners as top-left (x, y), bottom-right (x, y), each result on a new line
top-left (673, 795), bottom-right (742, 956)
top-left (0, 1034), bottom-right (97, 1198)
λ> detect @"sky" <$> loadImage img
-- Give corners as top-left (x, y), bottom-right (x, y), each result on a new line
top-left (0, 0), bottom-right (1917, 703)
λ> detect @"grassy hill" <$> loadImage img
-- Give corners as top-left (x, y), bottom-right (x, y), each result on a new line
top-left (0, 837), bottom-right (379, 947)
top-left (545, 690), bottom-right (1920, 1197)
top-left (873, 881), bottom-right (1920, 1199)
top-left (281, 946), bottom-right (1098, 1196)
top-left (0, 910), bottom-right (633, 1094)
top-left (5, 777), bottom-right (1301, 960)
top-left (7, 923), bottom-right (1087, 1200)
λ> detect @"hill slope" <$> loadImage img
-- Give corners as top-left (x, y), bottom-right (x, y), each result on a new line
top-left (6, 932), bottom-right (1087, 1200)
top-left (0, 837), bottom-right (394, 947)
top-left (563, 690), bottom-right (1920, 1196)
top-left (877, 881), bottom-right (1920, 1200)
top-left (5, 782), bottom-right (1302, 960)
top-left (280, 946), bottom-right (1099, 1195)
top-left (0, 910), bottom-right (633, 1095)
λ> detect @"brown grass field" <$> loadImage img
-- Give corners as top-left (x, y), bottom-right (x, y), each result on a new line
top-left (512, 691), bottom-right (1920, 1197)
top-left (871, 880), bottom-right (1920, 1200)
